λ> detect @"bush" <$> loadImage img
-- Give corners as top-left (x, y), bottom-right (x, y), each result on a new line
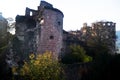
top-left (12, 52), bottom-right (65, 80)
top-left (61, 45), bottom-right (92, 64)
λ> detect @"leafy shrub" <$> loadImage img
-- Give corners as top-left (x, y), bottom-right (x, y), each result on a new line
top-left (12, 51), bottom-right (65, 80)
top-left (61, 45), bottom-right (92, 64)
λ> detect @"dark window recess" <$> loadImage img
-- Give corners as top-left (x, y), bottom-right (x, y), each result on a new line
top-left (41, 18), bottom-right (44, 20)
top-left (50, 35), bottom-right (54, 39)
top-left (58, 21), bottom-right (61, 26)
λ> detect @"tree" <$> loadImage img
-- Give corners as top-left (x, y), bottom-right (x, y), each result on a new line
top-left (0, 32), bottom-right (14, 80)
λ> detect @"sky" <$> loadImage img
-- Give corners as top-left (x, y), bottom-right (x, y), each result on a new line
top-left (0, 0), bottom-right (120, 31)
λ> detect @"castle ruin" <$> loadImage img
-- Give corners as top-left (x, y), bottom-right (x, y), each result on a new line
top-left (6, 1), bottom-right (116, 67)
top-left (69, 21), bottom-right (116, 54)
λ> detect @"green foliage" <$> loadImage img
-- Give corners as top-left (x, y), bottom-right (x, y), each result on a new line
top-left (0, 32), bottom-right (14, 79)
top-left (12, 52), bottom-right (65, 80)
top-left (61, 45), bottom-right (92, 64)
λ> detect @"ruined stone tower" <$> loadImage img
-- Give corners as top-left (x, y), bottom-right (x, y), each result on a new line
top-left (8, 1), bottom-right (64, 65)
top-left (37, 1), bottom-right (64, 57)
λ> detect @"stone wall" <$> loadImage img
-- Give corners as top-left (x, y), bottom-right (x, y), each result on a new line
top-left (15, 16), bottom-right (38, 55)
